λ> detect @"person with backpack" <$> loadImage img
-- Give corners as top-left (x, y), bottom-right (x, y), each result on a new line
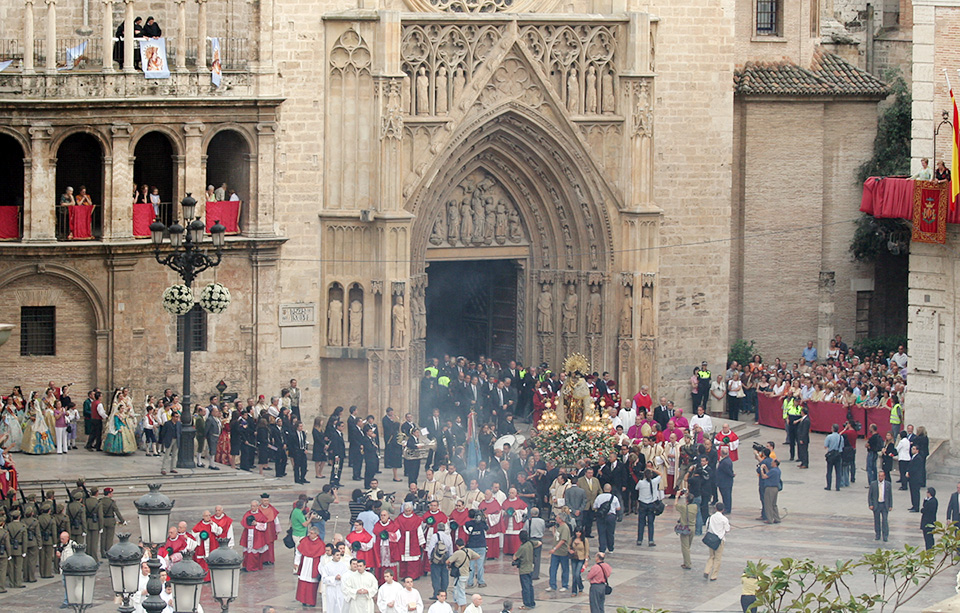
top-left (427, 522), bottom-right (453, 599)
top-left (591, 484), bottom-right (620, 554)
top-left (513, 530), bottom-right (537, 610)
top-left (446, 539), bottom-right (479, 613)
top-left (635, 469), bottom-right (663, 547)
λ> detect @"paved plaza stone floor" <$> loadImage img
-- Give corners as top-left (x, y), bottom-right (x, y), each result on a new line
top-left (3, 423), bottom-right (959, 612)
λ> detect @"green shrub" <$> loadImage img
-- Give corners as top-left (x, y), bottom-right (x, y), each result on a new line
top-left (729, 339), bottom-right (756, 367)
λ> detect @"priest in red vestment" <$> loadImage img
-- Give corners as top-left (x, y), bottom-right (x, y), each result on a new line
top-left (192, 510), bottom-right (224, 581)
top-left (295, 528), bottom-right (326, 607)
top-left (500, 489), bottom-right (528, 555)
top-left (478, 491), bottom-right (503, 559)
top-left (241, 500), bottom-right (270, 572)
top-left (258, 493), bottom-right (281, 565)
top-left (372, 510), bottom-right (401, 583)
top-left (395, 502), bottom-right (425, 580)
top-left (158, 525), bottom-right (191, 566)
top-left (211, 505), bottom-right (235, 548)
top-left (346, 520), bottom-right (378, 572)
top-left (449, 500), bottom-right (470, 545)
top-left (532, 383), bottom-right (555, 429)
top-left (714, 424), bottom-right (740, 462)
top-left (420, 501), bottom-right (448, 573)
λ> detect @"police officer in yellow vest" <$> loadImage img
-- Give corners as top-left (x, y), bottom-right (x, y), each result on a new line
top-left (782, 392), bottom-right (803, 461)
top-left (696, 361), bottom-right (712, 411)
top-left (890, 394), bottom-right (903, 439)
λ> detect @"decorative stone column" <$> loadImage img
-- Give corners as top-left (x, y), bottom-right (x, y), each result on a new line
top-left (182, 123), bottom-right (204, 198)
top-left (175, 0), bottom-right (187, 71)
top-left (101, 0), bottom-right (114, 71)
top-left (251, 122), bottom-right (276, 237)
top-left (123, 0), bottom-right (135, 74)
top-left (44, 0), bottom-right (56, 74)
top-left (108, 122), bottom-right (134, 240)
top-left (196, 0), bottom-right (207, 72)
top-left (23, 0), bottom-right (35, 74)
top-left (26, 123), bottom-right (54, 242)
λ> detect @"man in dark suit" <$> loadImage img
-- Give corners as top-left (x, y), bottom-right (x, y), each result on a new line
top-left (426, 408), bottom-right (443, 470)
top-left (271, 419), bottom-right (288, 478)
top-left (158, 411), bottom-right (182, 475)
top-left (474, 461), bottom-right (493, 492)
top-left (653, 398), bottom-right (671, 432)
top-left (795, 407), bottom-right (811, 468)
top-left (715, 447), bottom-right (735, 514)
top-left (290, 421), bottom-right (310, 484)
top-left (599, 452), bottom-right (626, 515)
top-left (921, 487), bottom-right (938, 550)
top-left (361, 429), bottom-right (380, 488)
top-left (502, 379), bottom-right (519, 415)
top-left (907, 444), bottom-right (924, 512)
top-left (327, 421), bottom-right (346, 486)
top-left (945, 481), bottom-right (960, 526)
top-left (347, 406), bottom-right (362, 473)
top-left (868, 470), bottom-right (893, 541)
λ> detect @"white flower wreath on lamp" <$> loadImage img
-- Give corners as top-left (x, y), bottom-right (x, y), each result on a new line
top-left (199, 283), bottom-right (231, 314)
top-left (162, 284), bottom-right (195, 315)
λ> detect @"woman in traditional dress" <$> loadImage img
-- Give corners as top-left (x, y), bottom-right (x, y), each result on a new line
top-left (216, 407), bottom-right (232, 466)
top-left (120, 405), bottom-right (139, 452)
top-left (21, 393), bottom-right (55, 454)
top-left (0, 397), bottom-right (23, 451)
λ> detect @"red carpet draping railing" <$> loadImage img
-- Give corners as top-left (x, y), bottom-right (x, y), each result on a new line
top-left (0, 206), bottom-right (19, 240)
top-left (133, 202), bottom-right (155, 238)
top-left (757, 394), bottom-right (891, 437)
top-left (67, 205), bottom-right (94, 239)
top-left (861, 176), bottom-right (960, 222)
top-left (205, 200), bottom-right (241, 234)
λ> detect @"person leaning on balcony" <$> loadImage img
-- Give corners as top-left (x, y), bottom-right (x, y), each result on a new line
top-left (60, 187), bottom-right (74, 206)
top-left (205, 185), bottom-right (217, 203)
top-left (142, 17), bottom-right (162, 39)
top-left (935, 160), bottom-right (951, 183)
top-left (75, 186), bottom-right (92, 206)
top-left (911, 157), bottom-right (933, 181)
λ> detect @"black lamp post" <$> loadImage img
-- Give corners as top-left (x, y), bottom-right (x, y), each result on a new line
top-left (60, 543), bottom-right (99, 612)
top-left (149, 193), bottom-right (227, 409)
top-left (106, 533), bottom-right (143, 613)
top-left (134, 484), bottom-right (175, 613)
top-left (205, 538), bottom-right (242, 612)
top-left (168, 558), bottom-right (207, 612)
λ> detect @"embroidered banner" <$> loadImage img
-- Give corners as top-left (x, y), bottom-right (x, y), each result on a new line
top-left (141, 38), bottom-right (170, 79)
top-left (912, 180), bottom-right (948, 244)
top-left (210, 37), bottom-right (222, 88)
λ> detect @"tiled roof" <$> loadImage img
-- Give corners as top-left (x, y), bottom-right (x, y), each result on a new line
top-left (734, 50), bottom-right (889, 97)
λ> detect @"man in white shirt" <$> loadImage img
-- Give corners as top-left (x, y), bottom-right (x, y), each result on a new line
top-left (891, 345), bottom-right (908, 369)
top-left (463, 594), bottom-right (483, 613)
top-left (397, 577), bottom-right (424, 613)
top-left (343, 558), bottom-right (379, 613)
top-left (592, 484), bottom-right (621, 554)
top-left (377, 569), bottom-right (404, 613)
top-left (703, 503), bottom-right (731, 580)
top-left (267, 397), bottom-right (281, 418)
top-left (427, 591), bottom-right (454, 613)
top-left (426, 524), bottom-right (454, 600)
top-left (689, 406), bottom-right (713, 438)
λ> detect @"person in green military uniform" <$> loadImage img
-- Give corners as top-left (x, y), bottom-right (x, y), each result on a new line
top-left (45, 490), bottom-right (64, 516)
top-left (23, 494), bottom-right (39, 519)
top-left (66, 491), bottom-right (85, 546)
top-left (82, 487), bottom-right (102, 562)
top-left (7, 508), bottom-right (26, 588)
top-left (98, 487), bottom-right (125, 557)
top-left (23, 507), bottom-right (39, 583)
top-left (0, 517), bottom-right (10, 592)
top-left (38, 503), bottom-right (57, 578)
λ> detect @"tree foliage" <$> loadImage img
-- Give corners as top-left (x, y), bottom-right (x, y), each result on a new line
top-left (728, 339), bottom-right (757, 367)
top-left (857, 72), bottom-right (912, 184)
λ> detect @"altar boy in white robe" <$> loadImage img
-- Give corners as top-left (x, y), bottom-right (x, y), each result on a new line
top-left (377, 569), bottom-right (404, 613)
top-left (343, 558), bottom-right (379, 613)
top-left (322, 549), bottom-right (350, 613)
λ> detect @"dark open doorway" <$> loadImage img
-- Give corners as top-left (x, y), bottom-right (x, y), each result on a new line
top-left (425, 259), bottom-right (518, 364)
top-left (134, 131), bottom-right (176, 225)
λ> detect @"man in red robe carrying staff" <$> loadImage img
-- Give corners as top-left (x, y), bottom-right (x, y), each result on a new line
top-left (295, 527), bottom-right (326, 608)
top-left (258, 493), bottom-right (281, 566)
top-left (241, 499), bottom-right (270, 572)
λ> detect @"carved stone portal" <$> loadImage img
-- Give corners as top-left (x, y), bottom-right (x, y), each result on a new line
top-left (426, 171), bottom-right (528, 248)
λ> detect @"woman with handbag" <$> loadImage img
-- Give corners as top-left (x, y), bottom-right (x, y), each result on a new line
top-left (702, 503), bottom-right (730, 581)
top-left (675, 491), bottom-right (697, 569)
top-left (635, 468), bottom-right (663, 547)
top-left (569, 526), bottom-right (589, 596)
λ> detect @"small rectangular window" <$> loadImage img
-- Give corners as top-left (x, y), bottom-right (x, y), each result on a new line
top-left (756, 0), bottom-right (780, 35)
top-left (20, 306), bottom-right (56, 356)
top-left (176, 304), bottom-right (208, 352)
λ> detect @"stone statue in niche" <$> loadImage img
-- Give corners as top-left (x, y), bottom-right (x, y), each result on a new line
top-left (459, 198), bottom-right (473, 244)
top-left (446, 200), bottom-right (460, 244)
top-left (452, 67), bottom-right (466, 103)
top-left (587, 285), bottom-right (602, 335)
top-left (566, 69), bottom-right (579, 114)
top-left (602, 70), bottom-right (615, 114)
top-left (508, 209), bottom-right (522, 243)
top-left (416, 66), bottom-right (430, 115)
top-left (619, 286), bottom-right (632, 337)
top-left (412, 286), bottom-right (426, 340)
top-left (585, 65), bottom-right (598, 114)
top-left (435, 65), bottom-right (449, 114)
top-left (392, 295), bottom-right (406, 348)
top-left (537, 284), bottom-right (553, 334)
top-left (327, 297), bottom-right (343, 346)
top-left (640, 282), bottom-right (655, 337)
top-left (590, 244), bottom-right (599, 270)
top-left (348, 299), bottom-right (363, 347)
top-left (495, 202), bottom-right (508, 244)
top-left (429, 215), bottom-right (446, 245)
top-left (483, 197), bottom-right (496, 245)
top-left (402, 73), bottom-right (411, 114)
top-left (562, 224), bottom-right (574, 267)
top-left (562, 284), bottom-right (578, 334)
top-left (471, 188), bottom-right (485, 244)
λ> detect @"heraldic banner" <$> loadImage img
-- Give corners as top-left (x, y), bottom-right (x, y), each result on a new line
top-left (912, 180), bottom-right (949, 244)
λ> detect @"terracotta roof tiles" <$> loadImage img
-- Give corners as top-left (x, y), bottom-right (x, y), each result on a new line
top-left (734, 50), bottom-right (888, 97)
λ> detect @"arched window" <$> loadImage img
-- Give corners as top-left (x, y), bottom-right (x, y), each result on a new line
top-left (206, 130), bottom-right (250, 233)
top-left (0, 133), bottom-right (25, 240)
top-left (134, 131), bottom-right (177, 225)
top-left (56, 133), bottom-right (104, 240)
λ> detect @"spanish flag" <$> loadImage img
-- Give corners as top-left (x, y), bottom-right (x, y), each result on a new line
top-left (952, 87), bottom-right (960, 211)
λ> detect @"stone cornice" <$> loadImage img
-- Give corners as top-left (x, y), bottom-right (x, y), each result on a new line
top-left (0, 97), bottom-right (285, 111)
top-left (0, 235), bottom-right (287, 258)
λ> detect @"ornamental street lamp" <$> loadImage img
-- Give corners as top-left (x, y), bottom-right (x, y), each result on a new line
top-left (61, 544), bottom-right (99, 612)
top-left (134, 484), bottom-right (175, 613)
top-left (168, 558), bottom-right (207, 612)
top-left (149, 193), bottom-right (226, 409)
top-left (106, 533), bottom-right (143, 613)
top-left (205, 539), bottom-right (242, 612)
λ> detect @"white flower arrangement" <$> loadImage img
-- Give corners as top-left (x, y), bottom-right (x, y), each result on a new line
top-left (162, 284), bottom-right (195, 316)
top-left (199, 282), bottom-right (231, 314)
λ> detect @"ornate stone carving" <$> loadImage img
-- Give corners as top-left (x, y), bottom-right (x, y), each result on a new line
top-left (477, 55), bottom-right (544, 109)
top-left (640, 274), bottom-right (655, 338)
top-left (426, 170), bottom-right (527, 248)
top-left (392, 294), bottom-right (406, 349)
top-left (327, 297), bottom-right (343, 346)
top-left (537, 283), bottom-right (553, 334)
top-left (348, 299), bottom-right (363, 347)
top-left (628, 79), bottom-right (653, 138)
top-left (380, 79), bottom-right (404, 140)
top-left (330, 29), bottom-right (371, 75)
top-left (587, 284), bottom-right (602, 335)
top-left (390, 353), bottom-right (403, 386)
top-left (371, 280), bottom-right (384, 295)
top-left (561, 282), bottom-right (578, 334)
top-left (402, 0), bottom-right (554, 14)
top-left (619, 284), bottom-right (633, 338)
top-left (411, 283), bottom-right (426, 340)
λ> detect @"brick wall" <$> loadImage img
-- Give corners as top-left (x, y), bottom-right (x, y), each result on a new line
top-left (932, 6), bottom-right (960, 168)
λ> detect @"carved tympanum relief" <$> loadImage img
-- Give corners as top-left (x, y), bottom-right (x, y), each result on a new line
top-left (427, 170), bottom-right (528, 248)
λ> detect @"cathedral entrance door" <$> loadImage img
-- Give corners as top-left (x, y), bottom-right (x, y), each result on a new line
top-left (425, 259), bottom-right (519, 365)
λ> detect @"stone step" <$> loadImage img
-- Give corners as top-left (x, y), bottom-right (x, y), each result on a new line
top-left (18, 468), bottom-right (290, 498)
top-left (924, 438), bottom-right (957, 479)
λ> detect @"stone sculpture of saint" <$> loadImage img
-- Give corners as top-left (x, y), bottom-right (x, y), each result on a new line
top-left (508, 208), bottom-right (522, 242)
top-left (494, 202), bottom-right (508, 244)
top-left (587, 287), bottom-right (602, 335)
top-left (435, 66), bottom-right (449, 114)
top-left (484, 198), bottom-right (496, 244)
top-left (567, 68), bottom-right (580, 114)
top-left (392, 296), bottom-right (406, 349)
top-left (585, 65), bottom-right (598, 114)
top-left (459, 198), bottom-right (473, 244)
top-left (619, 286), bottom-right (632, 337)
top-left (416, 66), bottom-right (429, 115)
top-left (602, 70), bottom-right (615, 114)
top-left (471, 186), bottom-right (485, 244)
top-left (537, 285), bottom-right (553, 334)
top-left (412, 288), bottom-right (426, 340)
top-left (640, 283), bottom-right (655, 337)
top-left (348, 300), bottom-right (363, 347)
top-left (401, 73), bottom-right (411, 114)
top-left (327, 298), bottom-right (343, 346)
top-left (446, 200), bottom-right (460, 243)
top-left (562, 284), bottom-right (578, 334)
top-left (452, 67), bottom-right (466, 103)
top-left (429, 215), bottom-right (445, 245)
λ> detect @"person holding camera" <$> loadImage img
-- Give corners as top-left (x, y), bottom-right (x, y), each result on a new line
top-left (464, 509), bottom-right (489, 588)
top-left (512, 530), bottom-right (537, 609)
top-left (545, 512), bottom-right (571, 593)
top-left (310, 484), bottom-right (337, 540)
top-left (446, 539), bottom-right (479, 613)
